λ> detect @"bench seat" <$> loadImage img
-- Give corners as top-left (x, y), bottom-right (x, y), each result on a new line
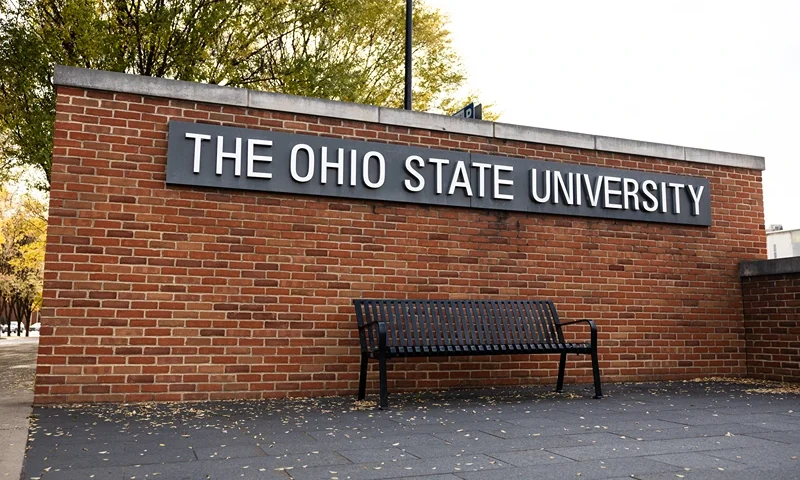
top-left (381, 342), bottom-right (592, 356)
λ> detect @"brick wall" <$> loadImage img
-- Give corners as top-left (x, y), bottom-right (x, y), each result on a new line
top-left (35, 78), bottom-right (766, 404)
top-left (741, 258), bottom-right (800, 382)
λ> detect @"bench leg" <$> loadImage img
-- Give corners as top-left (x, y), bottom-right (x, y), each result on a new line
top-left (378, 350), bottom-right (389, 410)
top-left (556, 352), bottom-right (567, 392)
top-left (358, 353), bottom-right (368, 401)
top-left (591, 347), bottom-right (603, 399)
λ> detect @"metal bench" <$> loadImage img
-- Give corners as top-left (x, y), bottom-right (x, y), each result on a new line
top-left (354, 299), bottom-right (602, 409)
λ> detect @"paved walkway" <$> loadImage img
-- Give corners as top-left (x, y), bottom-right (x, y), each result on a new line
top-left (0, 336), bottom-right (38, 479)
top-left (21, 379), bottom-right (800, 480)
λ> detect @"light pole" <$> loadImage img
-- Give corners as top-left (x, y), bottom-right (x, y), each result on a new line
top-left (404, 0), bottom-right (412, 110)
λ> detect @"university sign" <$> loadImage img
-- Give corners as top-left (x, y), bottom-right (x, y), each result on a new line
top-left (166, 121), bottom-right (711, 226)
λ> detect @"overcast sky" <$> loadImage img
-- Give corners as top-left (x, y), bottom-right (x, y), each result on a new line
top-left (428, 0), bottom-right (799, 230)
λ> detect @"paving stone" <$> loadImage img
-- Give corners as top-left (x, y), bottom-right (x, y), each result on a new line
top-left (121, 434), bottom-right (257, 452)
top-left (47, 440), bottom-right (114, 456)
top-left (633, 467), bottom-right (800, 480)
top-left (428, 430), bottom-right (503, 444)
top-left (381, 476), bottom-right (462, 480)
top-left (380, 420), bottom-right (522, 437)
top-left (712, 403), bottom-right (800, 415)
top-left (402, 433), bottom-right (628, 460)
top-left (705, 444), bottom-right (800, 468)
top-left (472, 423), bottom-right (574, 439)
top-left (30, 444), bottom-right (197, 470)
top-left (737, 412), bottom-right (800, 426)
top-left (123, 452), bottom-right (348, 479)
top-left (559, 412), bottom-right (679, 426)
top-left (547, 434), bottom-right (781, 461)
top-left (336, 446), bottom-right (420, 464)
top-left (607, 422), bottom-right (774, 441)
top-left (123, 457), bottom-right (292, 480)
top-left (36, 466), bottom-right (125, 480)
top-left (457, 457), bottom-right (678, 480)
top-left (597, 402), bottom-right (681, 413)
top-left (653, 411), bottom-right (740, 426)
top-left (401, 443), bottom-right (494, 460)
top-left (308, 431), bottom-right (446, 449)
top-left (504, 413), bottom-right (681, 438)
top-left (28, 430), bottom-right (105, 448)
top-left (558, 401), bottom-right (678, 416)
top-left (485, 449), bottom-right (574, 467)
top-left (487, 416), bottom-right (562, 429)
top-left (193, 444), bottom-right (267, 460)
top-left (745, 430), bottom-right (800, 444)
top-left (644, 451), bottom-right (750, 471)
top-left (289, 454), bottom-right (503, 480)
top-left (257, 450), bottom-right (352, 469)
top-left (237, 431), bottom-right (320, 450)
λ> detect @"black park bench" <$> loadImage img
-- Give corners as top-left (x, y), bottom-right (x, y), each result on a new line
top-left (354, 299), bottom-right (602, 409)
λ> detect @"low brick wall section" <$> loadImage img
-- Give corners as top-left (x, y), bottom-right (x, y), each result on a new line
top-left (741, 257), bottom-right (800, 382)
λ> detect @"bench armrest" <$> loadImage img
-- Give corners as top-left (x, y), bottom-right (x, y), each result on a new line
top-left (378, 321), bottom-right (387, 351)
top-left (358, 318), bottom-right (383, 330)
top-left (559, 318), bottom-right (595, 328)
top-left (357, 319), bottom-right (387, 353)
top-left (557, 319), bottom-right (597, 346)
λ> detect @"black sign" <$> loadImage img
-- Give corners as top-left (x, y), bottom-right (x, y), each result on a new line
top-left (166, 121), bottom-right (711, 226)
top-left (452, 102), bottom-right (482, 120)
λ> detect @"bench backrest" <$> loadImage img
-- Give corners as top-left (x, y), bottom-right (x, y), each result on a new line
top-left (354, 299), bottom-right (566, 351)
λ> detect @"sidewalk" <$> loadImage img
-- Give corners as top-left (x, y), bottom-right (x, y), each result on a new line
top-left (0, 336), bottom-right (38, 479)
top-left (20, 379), bottom-right (800, 480)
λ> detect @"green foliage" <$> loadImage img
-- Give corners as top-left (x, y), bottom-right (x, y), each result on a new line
top-left (0, 0), bottom-right (493, 187)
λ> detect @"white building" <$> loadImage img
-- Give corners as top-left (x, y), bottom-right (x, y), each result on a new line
top-left (767, 225), bottom-right (800, 259)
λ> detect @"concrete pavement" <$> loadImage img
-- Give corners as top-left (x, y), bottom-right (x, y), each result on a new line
top-left (20, 379), bottom-right (800, 480)
top-left (0, 336), bottom-right (37, 479)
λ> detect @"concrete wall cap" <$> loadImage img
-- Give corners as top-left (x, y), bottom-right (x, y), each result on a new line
top-left (740, 257), bottom-right (800, 277)
top-left (54, 66), bottom-right (765, 171)
top-left (248, 90), bottom-right (379, 123)
top-left (493, 123), bottom-right (595, 150)
top-left (378, 107), bottom-right (493, 137)
top-left (55, 65), bottom-right (249, 107)
top-left (595, 136), bottom-right (685, 161)
top-left (685, 147), bottom-right (766, 171)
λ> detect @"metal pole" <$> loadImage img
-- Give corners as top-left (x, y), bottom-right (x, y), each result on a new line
top-left (404, 0), bottom-right (412, 110)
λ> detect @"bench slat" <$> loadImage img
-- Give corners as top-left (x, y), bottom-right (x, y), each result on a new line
top-left (453, 301), bottom-right (468, 349)
top-left (534, 301), bottom-right (555, 345)
top-left (438, 301), bottom-right (454, 349)
top-left (498, 301), bottom-right (513, 351)
top-left (398, 301), bottom-right (411, 352)
top-left (504, 300), bottom-right (522, 349)
top-left (521, 301), bottom-right (538, 346)
top-left (524, 301), bottom-right (541, 345)
top-left (468, 302), bottom-right (487, 352)
top-left (410, 301), bottom-right (423, 353)
top-left (420, 302), bottom-right (431, 353)
top-left (485, 301), bottom-right (503, 349)
top-left (510, 300), bottom-right (527, 348)
top-left (547, 301), bottom-right (566, 345)
top-left (458, 301), bottom-right (477, 351)
top-left (532, 301), bottom-right (552, 345)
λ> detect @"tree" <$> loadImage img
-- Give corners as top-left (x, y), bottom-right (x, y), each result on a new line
top-left (0, 183), bottom-right (46, 336)
top-left (1, 0), bottom-right (492, 188)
